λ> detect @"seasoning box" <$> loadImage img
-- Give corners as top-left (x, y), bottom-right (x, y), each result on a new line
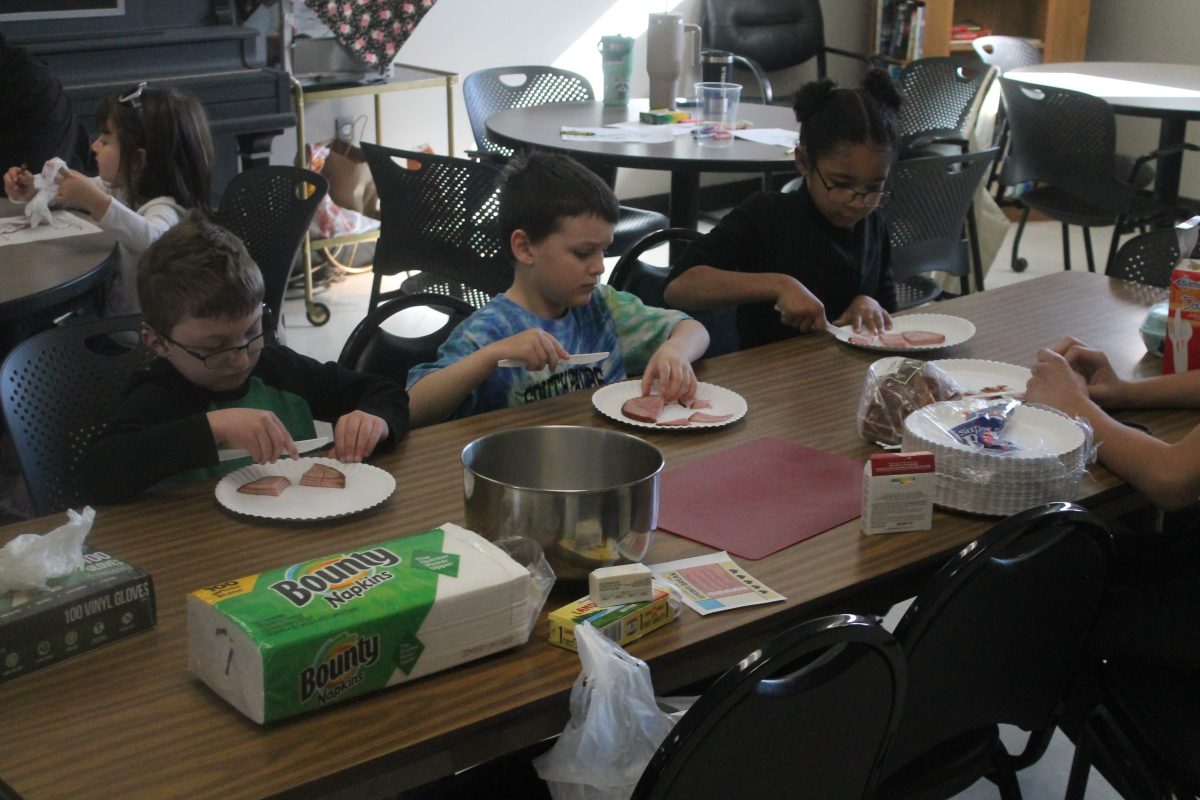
top-left (861, 451), bottom-right (936, 535)
top-left (1164, 261), bottom-right (1200, 374)
top-left (0, 547), bottom-right (156, 685)
top-left (548, 585), bottom-right (673, 652)
top-left (588, 563), bottom-right (653, 607)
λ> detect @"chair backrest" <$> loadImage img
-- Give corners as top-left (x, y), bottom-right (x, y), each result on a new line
top-left (886, 148), bottom-right (999, 282)
top-left (337, 292), bottom-right (475, 384)
top-left (0, 315), bottom-right (155, 516)
top-left (998, 76), bottom-right (1133, 213)
top-left (216, 166), bottom-right (327, 320)
top-left (633, 613), bottom-right (905, 800)
top-left (897, 57), bottom-right (997, 153)
top-left (880, 502), bottom-right (1111, 777)
top-left (607, 227), bottom-right (739, 358)
top-left (462, 66), bottom-right (595, 159)
top-left (361, 143), bottom-right (511, 296)
top-left (971, 35), bottom-right (1041, 74)
top-left (1107, 215), bottom-right (1200, 287)
top-left (702, 0), bottom-right (828, 75)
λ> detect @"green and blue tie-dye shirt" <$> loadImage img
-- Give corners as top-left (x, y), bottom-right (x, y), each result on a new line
top-left (406, 285), bottom-right (688, 418)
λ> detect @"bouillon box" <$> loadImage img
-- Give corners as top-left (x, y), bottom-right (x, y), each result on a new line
top-left (0, 547), bottom-right (156, 685)
top-left (1164, 261), bottom-right (1200, 374)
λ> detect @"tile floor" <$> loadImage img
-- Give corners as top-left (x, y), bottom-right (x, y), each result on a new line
top-left (282, 218), bottom-right (1125, 799)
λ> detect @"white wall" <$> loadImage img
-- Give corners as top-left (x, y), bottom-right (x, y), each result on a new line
top-left (271, 0), bottom-right (874, 199)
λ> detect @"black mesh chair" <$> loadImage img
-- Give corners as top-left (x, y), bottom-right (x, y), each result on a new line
top-left (886, 148), bottom-right (999, 308)
top-left (337, 292), bottom-right (474, 385)
top-left (896, 57), bottom-right (998, 160)
top-left (1105, 214), bottom-right (1200, 288)
top-left (608, 227), bottom-right (739, 358)
top-left (999, 76), bottom-right (1197, 274)
top-left (461, 66), bottom-right (667, 256)
top-left (876, 502), bottom-right (1111, 800)
top-left (700, 0), bottom-right (871, 105)
top-left (216, 166), bottom-right (327, 325)
top-left (970, 36), bottom-right (1041, 74)
top-left (0, 315), bottom-right (154, 516)
top-left (361, 143), bottom-right (510, 314)
top-left (632, 613), bottom-right (905, 800)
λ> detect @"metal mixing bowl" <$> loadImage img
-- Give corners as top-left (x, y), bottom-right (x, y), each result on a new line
top-left (462, 425), bottom-right (664, 581)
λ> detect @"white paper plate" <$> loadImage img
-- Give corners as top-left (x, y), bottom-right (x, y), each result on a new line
top-left (215, 457), bottom-right (396, 521)
top-left (904, 400), bottom-right (1086, 459)
top-left (930, 359), bottom-right (1032, 396)
top-left (830, 313), bottom-right (976, 352)
top-left (592, 380), bottom-right (747, 430)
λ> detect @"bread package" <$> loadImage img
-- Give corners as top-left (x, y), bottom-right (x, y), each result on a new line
top-left (857, 358), bottom-right (963, 445)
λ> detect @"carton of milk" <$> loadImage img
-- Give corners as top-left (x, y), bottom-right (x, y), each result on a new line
top-left (861, 452), bottom-right (935, 534)
top-left (1164, 261), bottom-right (1200, 375)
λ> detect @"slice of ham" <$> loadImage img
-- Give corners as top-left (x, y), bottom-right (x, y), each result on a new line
top-left (849, 335), bottom-right (875, 346)
top-left (879, 333), bottom-right (910, 348)
top-left (689, 411), bottom-right (733, 424)
top-left (902, 330), bottom-right (946, 346)
top-left (300, 463), bottom-right (346, 489)
top-left (621, 394), bottom-right (665, 423)
top-left (656, 417), bottom-right (694, 427)
top-left (237, 476), bottom-right (291, 496)
top-left (685, 398), bottom-right (712, 409)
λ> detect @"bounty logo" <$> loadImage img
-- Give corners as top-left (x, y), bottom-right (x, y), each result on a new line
top-left (299, 632), bottom-right (380, 704)
top-left (269, 548), bottom-right (401, 609)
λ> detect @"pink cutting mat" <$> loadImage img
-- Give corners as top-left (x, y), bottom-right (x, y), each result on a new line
top-left (657, 437), bottom-right (864, 560)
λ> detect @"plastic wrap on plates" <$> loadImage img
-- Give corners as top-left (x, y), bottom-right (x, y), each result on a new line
top-left (493, 536), bottom-right (556, 638)
top-left (902, 398), bottom-right (1096, 515)
top-left (858, 357), bottom-right (964, 445)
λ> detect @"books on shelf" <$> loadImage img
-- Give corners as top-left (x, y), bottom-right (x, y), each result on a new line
top-left (950, 19), bottom-right (993, 44)
top-left (875, 0), bottom-right (926, 62)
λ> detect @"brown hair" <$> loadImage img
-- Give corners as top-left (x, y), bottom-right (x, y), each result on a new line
top-left (793, 68), bottom-right (904, 163)
top-left (137, 211), bottom-right (263, 336)
top-left (95, 84), bottom-right (214, 212)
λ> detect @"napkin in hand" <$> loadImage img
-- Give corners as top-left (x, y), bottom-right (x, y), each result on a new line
top-left (25, 157), bottom-right (67, 229)
top-left (0, 506), bottom-right (95, 594)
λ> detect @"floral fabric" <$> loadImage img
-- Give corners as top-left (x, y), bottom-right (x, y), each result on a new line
top-left (304, 0), bottom-right (438, 72)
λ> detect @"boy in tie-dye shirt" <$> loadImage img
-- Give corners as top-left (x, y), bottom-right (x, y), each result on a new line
top-left (405, 152), bottom-right (709, 426)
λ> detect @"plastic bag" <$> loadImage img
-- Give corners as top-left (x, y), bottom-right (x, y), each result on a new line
top-left (0, 507), bottom-right (95, 594)
top-left (493, 536), bottom-right (556, 638)
top-left (533, 622), bottom-right (682, 800)
top-left (857, 357), bottom-right (963, 446)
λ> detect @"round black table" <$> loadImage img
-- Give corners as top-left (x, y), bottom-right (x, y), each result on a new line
top-left (485, 99), bottom-right (799, 229)
top-left (1007, 62), bottom-right (1200, 203)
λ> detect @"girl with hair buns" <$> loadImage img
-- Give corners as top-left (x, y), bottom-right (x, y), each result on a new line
top-left (4, 82), bottom-right (213, 318)
top-left (665, 68), bottom-right (903, 350)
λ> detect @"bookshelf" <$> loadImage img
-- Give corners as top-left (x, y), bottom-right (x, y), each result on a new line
top-left (872, 0), bottom-right (1091, 65)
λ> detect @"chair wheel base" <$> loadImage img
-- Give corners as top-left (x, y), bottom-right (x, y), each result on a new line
top-left (1013, 257), bottom-right (1028, 273)
top-left (306, 303), bottom-right (331, 326)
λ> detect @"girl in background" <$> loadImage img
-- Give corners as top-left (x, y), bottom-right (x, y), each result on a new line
top-left (4, 82), bottom-right (213, 317)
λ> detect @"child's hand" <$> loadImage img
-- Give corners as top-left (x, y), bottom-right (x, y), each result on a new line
top-left (207, 408), bottom-right (299, 464)
top-left (55, 169), bottom-right (111, 220)
top-left (834, 295), bottom-right (892, 335)
top-left (774, 279), bottom-right (826, 333)
top-left (3, 166), bottom-right (35, 202)
top-left (327, 411), bottom-right (389, 463)
top-left (1050, 336), bottom-right (1126, 408)
top-left (1026, 347), bottom-right (1094, 417)
top-left (642, 340), bottom-right (698, 405)
top-left (494, 329), bottom-right (570, 371)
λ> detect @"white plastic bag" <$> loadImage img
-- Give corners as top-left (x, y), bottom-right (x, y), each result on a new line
top-left (26, 157), bottom-right (67, 229)
top-left (533, 622), bottom-right (681, 800)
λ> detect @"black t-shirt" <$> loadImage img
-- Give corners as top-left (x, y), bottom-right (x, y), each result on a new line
top-left (667, 186), bottom-right (896, 350)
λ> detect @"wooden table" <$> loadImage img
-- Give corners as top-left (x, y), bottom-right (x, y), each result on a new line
top-left (0, 272), bottom-right (1191, 800)
top-left (1007, 63), bottom-right (1200, 203)
top-left (484, 100), bottom-right (798, 230)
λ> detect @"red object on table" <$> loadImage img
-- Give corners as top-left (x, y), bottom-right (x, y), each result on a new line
top-left (657, 437), bottom-right (864, 560)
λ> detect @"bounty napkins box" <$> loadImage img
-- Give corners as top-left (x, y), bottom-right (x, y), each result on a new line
top-left (187, 523), bottom-right (530, 724)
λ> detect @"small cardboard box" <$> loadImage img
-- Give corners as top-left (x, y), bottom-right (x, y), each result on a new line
top-left (1164, 261), bottom-right (1200, 374)
top-left (588, 563), bottom-right (654, 608)
top-left (861, 451), bottom-right (936, 535)
top-left (548, 586), bottom-right (673, 652)
top-left (0, 547), bottom-right (156, 685)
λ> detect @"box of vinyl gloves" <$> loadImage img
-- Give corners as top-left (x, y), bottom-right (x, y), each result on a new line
top-left (187, 523), bottom-right (531, 723)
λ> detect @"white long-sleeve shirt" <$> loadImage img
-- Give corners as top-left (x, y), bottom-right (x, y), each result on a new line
top-left (91, 178), bottom-right (186, 317)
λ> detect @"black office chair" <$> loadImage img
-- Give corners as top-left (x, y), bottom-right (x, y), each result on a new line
top-left (607, 227), bottom-right (739, 358)
top-left (361, 143), bottom-right (510, 314)
top-left (337, 292), bottom-right (474, 385)
top-left (885, 148), bottom-right (999, 308)
top-left (0, 315), bottom-right (154, 516)
top-left (1105, 215), bottom-right (1200, 288)
top-left (877, 502), bottom-right (1111, 800)
top-left (632, 613), bottom-right (905, 800)
top-left (216, 166), bottom-right (327, 326)
top-left (700, 0), bottom-right (871, 105)
top-left (999, 76), bottom-right (1197, 274)
top-left (897, 57), bottom-right (998, 160)
top-left (461, 66), bottom-right (667, 256)
top-left (970, 36), bottom-right (1040, 199)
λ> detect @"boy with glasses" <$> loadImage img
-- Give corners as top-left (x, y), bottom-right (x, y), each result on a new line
top-left (79, 212), bottom-right (409, 504)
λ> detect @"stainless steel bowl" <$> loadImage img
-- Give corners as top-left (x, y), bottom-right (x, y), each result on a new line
top-left (462, 425), bottom-right (664, 580)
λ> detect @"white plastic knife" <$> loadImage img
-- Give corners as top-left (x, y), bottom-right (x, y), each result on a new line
top-left (497, 352), bottom-right (609, 368)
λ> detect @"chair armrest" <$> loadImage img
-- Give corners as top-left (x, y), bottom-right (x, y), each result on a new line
top-left (1127, 142), bottom-right (1200, 184)
top-left (826, 46), bottom-right (872, 65)
top-left (731, 54), bottom-right (773, 105)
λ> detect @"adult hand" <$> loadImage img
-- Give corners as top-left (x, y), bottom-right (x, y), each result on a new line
top-left (54, 169), bottom-right (111, 220)
top-left (328, 411), bottom-right (389, 463)
top-left (207, 408), bottom-right (299, 464)
top-left (834, 295), bottom-right (892, 335)
top-left (3, 166), bottom-right (35, 202)
top-left (1050, 336), bottom-right (1127, 408)
top-left (774, 278), bottom-right (826, 333)
top-left (641, 340), bottom-right (698, 404)
top-left (495, 328), bottom-right (570, 371)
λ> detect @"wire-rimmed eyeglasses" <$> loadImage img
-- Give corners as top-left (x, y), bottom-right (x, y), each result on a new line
top-left (150, 305), bottom-right (275, 370)
top-left (811, 165), bottom-right (892, 208)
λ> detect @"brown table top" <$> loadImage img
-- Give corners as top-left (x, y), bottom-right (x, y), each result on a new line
top-left (0, 271), bottom-right (1191, 800)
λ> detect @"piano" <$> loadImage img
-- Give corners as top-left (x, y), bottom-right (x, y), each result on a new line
top-left (5, 0), bottom-right (296, 199)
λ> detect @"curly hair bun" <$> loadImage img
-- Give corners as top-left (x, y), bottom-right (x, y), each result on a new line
top-left (862, 67), bottom-right (904, 112)
top-left (792, 77), bottom-right (838, 124)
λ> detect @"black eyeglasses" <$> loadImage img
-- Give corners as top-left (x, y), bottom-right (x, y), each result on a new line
top-left (119, 82), bottom-right (148, 110)
top-left (811, 165), bottom-right (891, 208)
top-left (150, 305), bottom-right (275, 370)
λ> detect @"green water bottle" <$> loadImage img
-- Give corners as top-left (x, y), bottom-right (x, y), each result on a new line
top-left (599, 35), bottom-right (634, 107)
